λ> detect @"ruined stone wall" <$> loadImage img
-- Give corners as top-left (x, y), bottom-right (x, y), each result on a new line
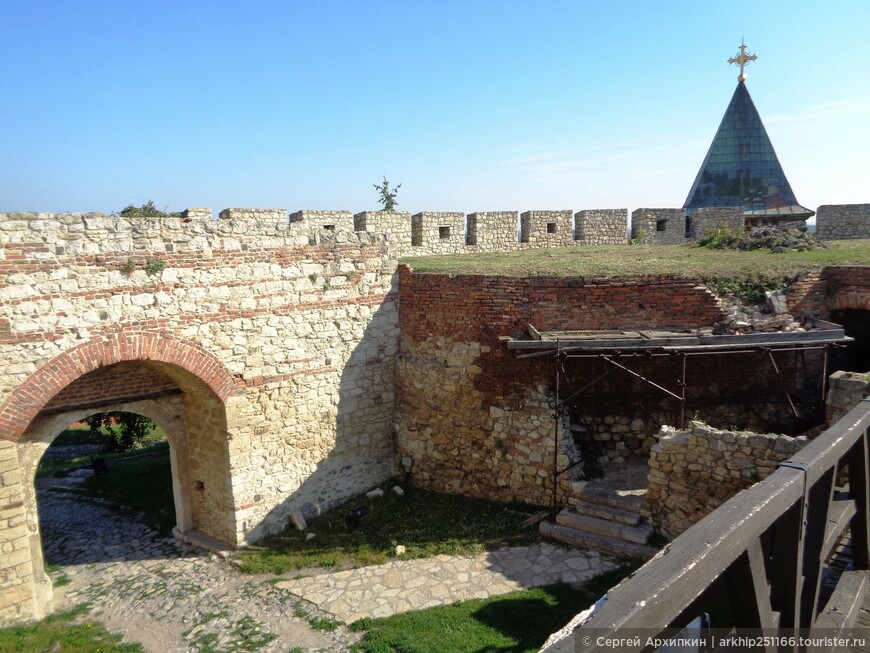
top-left (520, 211), bottom-right (574, 247)
top-left (826, 371), bottom-right (870, 425)
top-left (396, 268), bottom-right (727, 505)
top-left (644, 422), bottom-right (809, 538)
top-left (645, 371), bottom-right (870, 539)
top-left (785, 265), bottom-right (870, 320)
top-left (574, 209), bottom-right (628, 245)
top-left (816, 204), bottom-right (870, 240)
top-left (686, 207), bottom-right (744, 240)
top-left (630, 208), bottom-right (687, 244)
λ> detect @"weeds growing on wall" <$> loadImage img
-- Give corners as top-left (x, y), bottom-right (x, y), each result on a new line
top-left (118, 200), bottom-right (180, 218)
top-left (373, 177), bottom-right (401, 211)
top-left (704, 275), bottom-right (787, 305)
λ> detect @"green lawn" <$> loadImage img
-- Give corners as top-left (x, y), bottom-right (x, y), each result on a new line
top-left (47, 448), bottom-right (176, 538)
top-left (0, 605), bottom-right (143, 653)
top-left (400, 240), bottom-right (870, 279)
top-left (234, 481), bottom-right (545, 574)
top-left (350, 566), bottom-right (635, 653)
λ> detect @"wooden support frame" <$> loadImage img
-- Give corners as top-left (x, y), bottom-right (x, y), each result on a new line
top-left (543, 399), bottom-right (870, 653)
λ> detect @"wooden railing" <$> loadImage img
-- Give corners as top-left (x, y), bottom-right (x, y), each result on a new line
top-left (544, 398), bottom-right (870, 653)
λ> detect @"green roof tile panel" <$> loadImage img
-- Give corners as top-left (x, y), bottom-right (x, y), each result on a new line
top-left (684, 82), bottom-right (813, 217)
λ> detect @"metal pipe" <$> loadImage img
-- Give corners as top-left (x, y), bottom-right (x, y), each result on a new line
top-left (598, 354), bottom-right (684, 401)
top-left (766, 349), bottom-right (800, 419)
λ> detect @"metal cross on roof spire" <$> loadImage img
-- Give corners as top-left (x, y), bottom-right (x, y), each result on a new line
top-left (727, 39), bottom-right (757, 82)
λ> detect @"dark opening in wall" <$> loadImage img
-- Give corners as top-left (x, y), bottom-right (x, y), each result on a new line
top-left (656, 220), bottom-right (667, 232)
top-left (439, 226), bottom-right (450, 240)
top-left (323, 224), bottom-right (335, 232)
top-left (831, 309), bottom-right (870, 373)
top-left (547, 222), bottom-right (557, 234)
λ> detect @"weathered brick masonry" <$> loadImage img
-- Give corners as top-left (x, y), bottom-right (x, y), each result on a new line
top-left (395, 267), bottom-right (731, 505)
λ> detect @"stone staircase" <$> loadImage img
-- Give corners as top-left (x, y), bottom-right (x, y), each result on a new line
top-left (540, 464), bottom-right (660, 559)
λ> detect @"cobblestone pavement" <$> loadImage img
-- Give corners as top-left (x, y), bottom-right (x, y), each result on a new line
top-left (37, 473), bottom-right (613, 652)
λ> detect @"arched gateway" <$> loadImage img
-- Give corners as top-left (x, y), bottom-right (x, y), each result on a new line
top-left (0, 333), bottom-right (242, 623)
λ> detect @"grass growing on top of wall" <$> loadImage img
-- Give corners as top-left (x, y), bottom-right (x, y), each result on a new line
top-left (234, 481), bottom-right (545, 574)
top-left (349, 565), bottom-right (636, 653)
top-left (401, 240), bottom-right (870, 279)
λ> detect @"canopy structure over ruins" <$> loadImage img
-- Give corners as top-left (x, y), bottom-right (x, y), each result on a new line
top-left (683, 41), bottom-right (815, 226)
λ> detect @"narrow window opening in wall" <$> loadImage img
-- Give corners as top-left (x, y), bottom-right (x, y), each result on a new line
top-left (656, 220), bottom-right (667, 232)
top-left (323, 224), bottom-right (335, 232)
top-left (547, 222), bottom-right (557, 234)
top-left (685, 217), bottom-right (693, 239)
top-left (439, 226), bottom-right (450, 239)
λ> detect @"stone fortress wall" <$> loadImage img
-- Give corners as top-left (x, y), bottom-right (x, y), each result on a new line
top-left (0, 202), bottom-right (868, 624)
top-left (816, 204), bottom-right (870, 240)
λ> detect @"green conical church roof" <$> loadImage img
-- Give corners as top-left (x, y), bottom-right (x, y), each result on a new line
top-left (684, 82), bottom-right (813, 218)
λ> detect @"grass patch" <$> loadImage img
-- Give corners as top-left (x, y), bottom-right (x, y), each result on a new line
top-left (351, 565), bottom-right (635, 653)
top-left (0, 604), bottom-right (143, 652)
top-left (71, 450), bottom-right (175, 537)
top-left (37, 440), bottom-right (170, 479)
top-left (234, 481), bottom-right (545, 574)
top-left (400, 240), bottom-right (870, 279)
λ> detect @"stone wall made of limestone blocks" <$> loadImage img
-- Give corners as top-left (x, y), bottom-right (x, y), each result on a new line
top-left (0, 234), bottom-right (400, 546)
top-left (520, 211), bottom-right (574, 246)
top-left (0, 440), bottom-right (36, 625)
top-left (817, 204), bottom-right (870, 240)
top-left (644, 422), bottom-right (809, 539)
top-left (574, 209), bottom-right (628, 245)
top-left (825, 371), bottom-right (870, 425)
top-left (687, 207), bottom-right (745, 240)
top-left (631, 208), bottom-right (687, 245)
top-left (394, 336), bottom-right (581, 507)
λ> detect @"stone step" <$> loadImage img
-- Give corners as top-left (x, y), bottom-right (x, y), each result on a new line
top-left (540, 521), bottom-right (660, 560)
top-left (579, 484), bottom-right (646, 513)
top-left (573, 500), bottom-right (642, 526)
top-left (556, 509), bottom-right (653, 545)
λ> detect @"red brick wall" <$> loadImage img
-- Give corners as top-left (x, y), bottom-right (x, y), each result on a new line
top-left (399, 266), bottom-right (726, 404)
top-left (785, 266), bottom-right (870, 318)
top-left (42, 361), bottom-right (180, 412)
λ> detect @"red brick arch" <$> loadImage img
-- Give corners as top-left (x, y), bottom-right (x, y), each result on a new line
top-left (830, 291), bottom-right (870, 313)
top-left (0, 332), bottom-right (241, 441)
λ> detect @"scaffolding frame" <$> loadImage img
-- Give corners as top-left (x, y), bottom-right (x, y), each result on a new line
top-left (509, 329), bottom-right (850, 508)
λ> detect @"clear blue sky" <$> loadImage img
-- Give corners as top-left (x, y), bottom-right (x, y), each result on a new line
top-left (2, 1), bottom-right (868, 217)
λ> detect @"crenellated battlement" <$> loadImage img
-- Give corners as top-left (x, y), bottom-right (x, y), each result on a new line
top-left (1, 201), bottom-right (866, 264)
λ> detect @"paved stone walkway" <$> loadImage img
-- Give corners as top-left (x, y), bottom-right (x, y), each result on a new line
top-left (277, 545), bottom-right (613, 623)
top-left (37, 470), bottom-right (613, 652)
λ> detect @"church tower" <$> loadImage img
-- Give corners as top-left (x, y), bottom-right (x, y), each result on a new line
top-left (683, 41), bottom-right (814, 227)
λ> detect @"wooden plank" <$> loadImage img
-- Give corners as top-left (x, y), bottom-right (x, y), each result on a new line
top-left (528, 324), bottom-right (542, 341)
top-left (541, 468), bottom-right (807, 653)
top-left (847, 431), bottom-right (870, 569)
top-left (822, 491), bottom-right (857, 562)
top-left (810, 570), bottom-right (868, 653)
top-left (699, 328), bottom-right (847, 345)
top-left (545, 401), bottom-right (870, 653)
top-left (747, 539), bottom-right (778, 632)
